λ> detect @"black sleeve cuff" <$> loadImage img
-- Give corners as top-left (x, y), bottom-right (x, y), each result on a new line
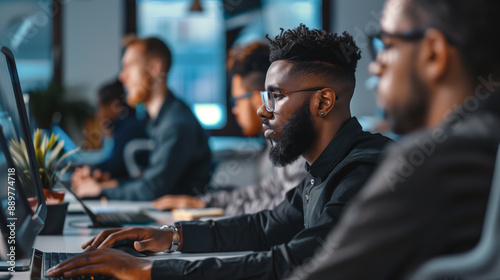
top-left (177, 220), bottom-right (215, 253)
top-left (151, 259), bottom-right (189, 279)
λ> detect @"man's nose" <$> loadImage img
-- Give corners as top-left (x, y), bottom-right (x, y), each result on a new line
top-left (257, 103), bottom-right (272, 119)
top-left (118, 70), bottom-right (125, 82)
top-left (368, 61), bottom-right (383, 77)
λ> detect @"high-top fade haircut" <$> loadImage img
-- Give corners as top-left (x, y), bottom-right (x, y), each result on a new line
top-left (227, 42), bottom-right (271, 91)
top-left (405, 0), bottom-right (500, 80)
top-left (266, 24), bottom-right (361, 100)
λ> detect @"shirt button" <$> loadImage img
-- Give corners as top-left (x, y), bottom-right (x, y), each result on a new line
top-left (305, 194), bottom-right (309, 202)
top-left (310, 179), bottom-right (315, 186)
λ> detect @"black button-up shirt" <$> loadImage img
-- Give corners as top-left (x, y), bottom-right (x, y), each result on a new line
top-left (151, 117), bottom-right (392, 279)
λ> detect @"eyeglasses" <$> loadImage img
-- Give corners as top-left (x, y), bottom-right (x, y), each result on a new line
top-left (230, 92), bottom-right (254, 108)
top-left (368, 28), bottom-right (427, 61)
top-left (260, 87), bottom-right (331, 113)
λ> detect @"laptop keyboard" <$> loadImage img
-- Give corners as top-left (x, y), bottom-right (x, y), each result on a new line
top-left (97, 211), bottom-right (155, 224)
top-left (43, 252), bottom-right (112, 280)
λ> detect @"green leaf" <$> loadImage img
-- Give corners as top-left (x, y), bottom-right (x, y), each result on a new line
top-left (10, 148), bottom-right (27, 169)
top-left (53, 147), bottom-right (79, 171)
top-left (34, 129), bottom-right (41, 150)
top-left (40, 133), bottom-right (48, 156)
top-left (58, 161), bottom-right (71, 178)
top-left (9, 140), bottom-right (29, 170)
top-left (45, 133), bottom-right (58, 154)
top-left (20, 138), bottom-right (29, 166)
top-left (36, 148), bottom-right (44, 169)
top-left (47, 140), bottom-right (64, 168)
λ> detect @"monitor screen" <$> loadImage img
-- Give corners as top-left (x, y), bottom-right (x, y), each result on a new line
top-left (0, 46), bottom-right (46, 265)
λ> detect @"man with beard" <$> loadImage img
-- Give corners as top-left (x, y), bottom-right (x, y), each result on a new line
top-left (287, 0), bottom-right (500, 279)
top-left (152, 42), bottom-right (308, 215)
top-left (72, 36), bottom-right (211, 200)
top-left (48, 25), bottom-right (392, 280)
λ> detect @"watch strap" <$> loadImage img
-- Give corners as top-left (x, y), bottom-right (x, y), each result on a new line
top-left (160, 225), bottom-right (180, 253)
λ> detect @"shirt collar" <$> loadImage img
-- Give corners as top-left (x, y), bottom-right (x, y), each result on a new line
top-left (305, 117), bottom-right (364, 178)
top-left (150, 91), bottom-right (175, 127)
top-left (109, 110), bottom-right (132, 128)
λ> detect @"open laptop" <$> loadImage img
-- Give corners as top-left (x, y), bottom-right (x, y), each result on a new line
top-left (0, 46), bottom-right (140, 279)
top-left (58, 178), bottom-right (155, 228)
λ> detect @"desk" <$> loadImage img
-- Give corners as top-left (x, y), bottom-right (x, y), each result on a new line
top-left (8, 200), bottom-right (250, 280)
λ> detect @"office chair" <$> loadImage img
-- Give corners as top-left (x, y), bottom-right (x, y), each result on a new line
top-left (408, 143), bottom-right (500, 280)
top-left (123, 138), bottom-right (154, 178)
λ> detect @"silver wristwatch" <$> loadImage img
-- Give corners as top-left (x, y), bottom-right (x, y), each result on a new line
top-left (160, 225), bottom-right (180, 253)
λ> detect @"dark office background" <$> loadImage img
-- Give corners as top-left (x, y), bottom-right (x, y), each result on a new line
top-left (0, 0), bottom-right (384, 137)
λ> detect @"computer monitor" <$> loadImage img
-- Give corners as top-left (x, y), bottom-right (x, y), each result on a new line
top-left (0, 46), bottom-right (47, 270)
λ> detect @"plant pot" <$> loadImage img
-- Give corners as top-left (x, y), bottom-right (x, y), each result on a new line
top-left (43, 189), bottom-right (65, 203)
top-left (39, 202), bottom-right (69, 235)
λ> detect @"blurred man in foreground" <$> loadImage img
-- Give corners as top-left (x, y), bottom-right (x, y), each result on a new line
top-left (289, 0), bottom-right (500, 279)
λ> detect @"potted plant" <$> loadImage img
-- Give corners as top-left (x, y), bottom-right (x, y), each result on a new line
top-left (9, 129), bottom-right (78, 234)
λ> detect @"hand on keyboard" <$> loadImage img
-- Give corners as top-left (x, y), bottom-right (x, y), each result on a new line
top-left (47, 247), bottom-right (153, 280)
top-left (81, 226), bottom-right (174, 253)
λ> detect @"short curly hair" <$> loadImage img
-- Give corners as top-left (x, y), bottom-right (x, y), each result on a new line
top-left (227, 42), bottom-right (270, 91)
top-left (267, 24), bottom-right (361, 97)
top-left (227, 42), bottom-right (270, 77)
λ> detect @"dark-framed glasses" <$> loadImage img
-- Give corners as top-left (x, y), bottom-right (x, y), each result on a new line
top-left (368, 28), bottom-right (427, 61)
top-left (230, 92), bottom-right (254, 108)
top-left (260, 87), bottom-right (333, 113)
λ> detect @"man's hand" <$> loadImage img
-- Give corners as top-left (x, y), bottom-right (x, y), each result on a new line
top-left (47, 248), bottom-right (153, 280)
top-left (72, 166), bottom-right (112, 183)
top-left (152, 195), bottom-right (206, 210)
top-left (82, 226), bottom-right (173, 252)
top-left (73, 176), bottom-right (103, 198)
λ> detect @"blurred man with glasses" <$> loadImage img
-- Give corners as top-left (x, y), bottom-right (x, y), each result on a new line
top-left (288, 0), bottom-right (500, 279)
top-left (48, 24), bottom-right (392, 280)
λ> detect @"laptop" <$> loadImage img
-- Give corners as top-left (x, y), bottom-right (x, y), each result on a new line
top-left (0, 46), bottom-right (136, 279)
top-left (58, 178), bottom-right (155, 228)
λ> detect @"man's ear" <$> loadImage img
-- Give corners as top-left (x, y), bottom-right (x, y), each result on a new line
top-left (419, 29), bottom-right (449, 82)
top-left (315, 88), bottom-right (336, 117)
top-left (147, 58), bottom-right (164, 78)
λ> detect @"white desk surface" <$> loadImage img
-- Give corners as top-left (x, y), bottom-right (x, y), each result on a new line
top-left (7, 200), bottom-right (250, 280)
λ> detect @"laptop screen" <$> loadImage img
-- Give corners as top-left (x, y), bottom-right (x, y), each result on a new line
top-left (0, 46), bottom-right (46, 270)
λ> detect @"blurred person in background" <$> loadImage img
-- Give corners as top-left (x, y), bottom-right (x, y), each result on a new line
top-left (72, 36), bottom-right (211, 201)
top-left (72, 79), bottom-right (149, 185)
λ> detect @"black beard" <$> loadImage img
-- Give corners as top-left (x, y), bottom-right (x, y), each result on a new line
top-left (268, 102), bottom-right (316, 167)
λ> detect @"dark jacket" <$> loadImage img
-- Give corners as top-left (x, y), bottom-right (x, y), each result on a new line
top-left (293, 92), bottom-right (500, 280)
top-left (93, 110), bottom-right (148, 180)
top-left (151, 117), bottom-right (392, 279)
top-left (102, 92), bottom-right (211, 201)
